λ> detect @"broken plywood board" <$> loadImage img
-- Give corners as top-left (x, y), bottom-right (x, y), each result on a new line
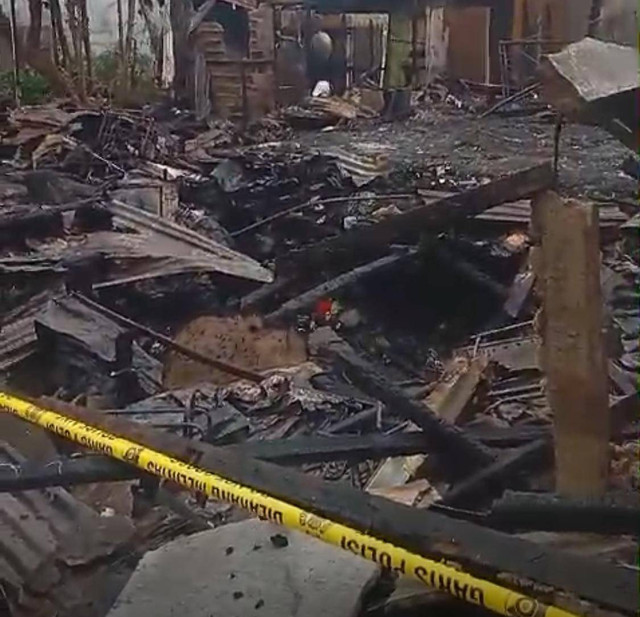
top-left (369, 479), bottom-right (436, 507)
top-left (108, 519), bottom-right (380, 617)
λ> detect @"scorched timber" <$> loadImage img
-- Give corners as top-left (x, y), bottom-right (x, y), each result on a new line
top-left (488, 491), bottom-right (640, 536)
top-left (310, 328), bottom-right (495, 474)
top-left (0, 455), bottom-right (139, 491)
top-left (22, 396), bottom-right (637, 615)
top-left (264, 250), bottom-right (416, 325)
top-left (0, 433), bottom-right (432, 491)
top-left (439, 439), bottom-right (552, 507)
top-left (229, 432), bottom-right (432, 464)
top-left (282, 163), bottom-right (553, 271)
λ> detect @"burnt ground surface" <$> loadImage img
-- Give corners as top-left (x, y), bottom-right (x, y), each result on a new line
top-left (297, 109), bottom-right (636, 202)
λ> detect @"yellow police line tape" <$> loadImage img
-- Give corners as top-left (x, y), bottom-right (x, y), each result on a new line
top-left (0, 392), bottom-right (579, 617)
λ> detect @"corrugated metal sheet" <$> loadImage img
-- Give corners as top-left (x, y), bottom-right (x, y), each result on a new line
top-left (478, 199), bottom-right (628, 226)
top-left (0, 289), bottom-right (59, 372)
top-left (323, 142), bottom-right (392, 186)
top-left (108, 199), bottom-right (274, 285)
top-left (0, 440), bottom-right (134, 613)
top-left (545, 37), bottom-right (637, 102)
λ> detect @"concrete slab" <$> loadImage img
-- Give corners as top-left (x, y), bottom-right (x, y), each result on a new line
top-left (108, 519), bottom-right (380, 617)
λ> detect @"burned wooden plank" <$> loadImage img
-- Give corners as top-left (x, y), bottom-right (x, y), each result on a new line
top-left (487, 491), bottom-right (640, 536)
top-left (0, 455), bottom-right (139, 491)
top-left (366, 356), bottom-right (488, 502)
top-left (240, 277), bottom-right (295, 314)
top-left (265, 250), bottom-right (416, 325)
top-left (283, 163), bottom-right (553, 272)
top-left (309, 328), bottom-right (496, 473)
top-left (325, 407), bottom-right (379, 434)
top-left (0, 433), bottom-right (430, 491)
top-left (428, 241), bottom-right (509, 299)
top-left (229, 432), bottom-right (432, 465)
top-left (30, 396), bottom-right (637, 614)
top-left (439, 439), bottom-right (552, 508)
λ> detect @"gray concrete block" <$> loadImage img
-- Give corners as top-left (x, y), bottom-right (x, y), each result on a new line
top-left (108, 519), bottom-right (380, 617)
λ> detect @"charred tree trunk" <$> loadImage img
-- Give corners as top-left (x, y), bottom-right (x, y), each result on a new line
top-left (79, 0), bottom-right (92, 87)
top-left (170, 0), bottom-right (194, 104)
top-left (65, 0), bottom-right (86, 99)
top-left (26, 0), bottom-right (80, 102)
top-left (49, 0), bottom-right (71, 70)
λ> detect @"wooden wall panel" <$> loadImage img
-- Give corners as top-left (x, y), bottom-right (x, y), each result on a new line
top-left (444, 7), bottom-right (490, 83)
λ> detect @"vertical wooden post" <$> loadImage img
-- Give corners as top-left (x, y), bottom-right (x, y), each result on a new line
top-left (384, 13), bottom-right (412, 89)
top-left (533, 191), bottom-right (610, 498)
top-left (8, 0), bottom-right (20, 106)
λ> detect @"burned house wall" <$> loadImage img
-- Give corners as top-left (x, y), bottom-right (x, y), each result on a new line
top-left (347, 14), bottom-right (388, 88)
top-left (422, 8), bottom-right (448, 84)
top-left (445, 7), bottom-right (490, 83)
top-left (274, 8), bottom-right (307, 104)
top-left (195, 4), bottom-right (275, 120)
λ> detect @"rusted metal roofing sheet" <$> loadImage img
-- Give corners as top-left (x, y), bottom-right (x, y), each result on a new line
top-left (109, 200), bottom-right (274, 285)
top-left (0, 440), bottom-right (134, 614)
top-left (0, 289), bottom-right (59, 372)
top-left (0, 202), bottom-right (273, 288)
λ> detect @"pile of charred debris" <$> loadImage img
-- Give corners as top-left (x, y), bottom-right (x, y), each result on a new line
top-left (0, 66), bottom-right (638, 617)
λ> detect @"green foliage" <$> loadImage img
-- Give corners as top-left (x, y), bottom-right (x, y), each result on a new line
top-left (93, 49), bottom-right (121, 84)
top-left (94, 48), bottom-right (155, 86)
top-left (0, 70), bottom-right (51, 105)
top-left (93, 47), bottom-right (160, 105)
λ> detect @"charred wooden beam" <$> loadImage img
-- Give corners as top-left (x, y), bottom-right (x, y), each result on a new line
top-left (265, 250), bottom-right (416, 325)
top-left (310, 328), bottom-right (496, 474)
top-left (0, 455), bottom-right (140, 491)
top-left (0, 433), bottom-right (427, 492)
top-left (325, 407), bottom-right (379, 434)
top-left (487, 490), bottom-right (640, 536)
top-left (230, 431), bottom-right (431, 464)
top-left (240, 277), bottom-right (294, 314)
top-left (467, 424), bottom-right (550, 447)
top-left (282, 163), bottom-right (553, 272)
top-left (32, 396), bottom-right (637, 614)
top-left (439, 438), bottom-right (552, 508)
top-left (428, 241), bottom-right (509, 298)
